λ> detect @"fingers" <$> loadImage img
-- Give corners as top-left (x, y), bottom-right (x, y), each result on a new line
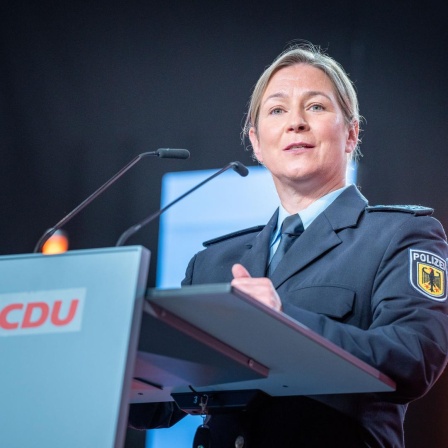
top-left (231, 264), bottom-right (282, 312)
top-left (232, 263), bottom-right (251, 279)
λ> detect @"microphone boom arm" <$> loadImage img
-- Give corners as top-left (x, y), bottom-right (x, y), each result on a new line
top-left (34, 149), bottom-right (189, 253)
top-left (115, 161), bottom-right (248, 247)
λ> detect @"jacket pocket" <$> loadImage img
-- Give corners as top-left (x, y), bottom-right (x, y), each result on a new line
top-left (285, 285), bottom-right (355, 320)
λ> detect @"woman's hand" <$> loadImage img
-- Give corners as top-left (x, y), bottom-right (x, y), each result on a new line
top-left (231, 263), bottom-right (282, 311)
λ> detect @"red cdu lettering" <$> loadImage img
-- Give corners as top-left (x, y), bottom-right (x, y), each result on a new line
top-left (0, 303), bottom-right (23, 330)
top-left (22, 302), bottom-right (50, 328)
top-left (51, 299), bottom-right (79, 326)
top-left (0, 288), bottom-right (85, 336)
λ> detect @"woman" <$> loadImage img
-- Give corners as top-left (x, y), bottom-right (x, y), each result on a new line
top-left (132, 44), bottom-right (448, 448)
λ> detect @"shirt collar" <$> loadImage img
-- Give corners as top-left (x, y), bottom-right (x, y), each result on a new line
top-left (271, 185), bottom-right (350, 246)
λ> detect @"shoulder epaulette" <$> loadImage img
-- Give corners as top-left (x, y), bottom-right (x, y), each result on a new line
top-left (203, 225), bottom-right (265, 247)
top-left (366, 205), bottom-right (434, 216)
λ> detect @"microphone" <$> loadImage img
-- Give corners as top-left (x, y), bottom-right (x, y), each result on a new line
top-left (156, 148), bottom-right (190, 159)
top-left (115, 161), bottom-right (249, 246)
top-left (33, 148), bottom-right (190, 253)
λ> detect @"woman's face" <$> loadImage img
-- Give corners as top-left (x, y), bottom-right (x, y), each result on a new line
top-left (249, 63), bottom-right (358, 195)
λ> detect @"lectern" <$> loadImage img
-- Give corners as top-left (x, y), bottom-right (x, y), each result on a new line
top-left (1, 247), bottom-right (395, 448)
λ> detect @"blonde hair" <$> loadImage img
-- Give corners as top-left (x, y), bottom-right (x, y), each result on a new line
top-left (243, 43), bottom-right (362, 159)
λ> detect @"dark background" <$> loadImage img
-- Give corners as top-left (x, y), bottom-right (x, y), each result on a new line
top-left (1, 1), bottom-right (447, 446)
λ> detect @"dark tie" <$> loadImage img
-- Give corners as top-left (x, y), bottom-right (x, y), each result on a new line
top-left (268, 214), bottom-right (304, 276)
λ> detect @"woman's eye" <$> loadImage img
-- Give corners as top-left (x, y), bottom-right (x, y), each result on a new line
top-left (270, 108), bottom-right (284, 115)
top-left (309, 104), bottom-right (324, 111)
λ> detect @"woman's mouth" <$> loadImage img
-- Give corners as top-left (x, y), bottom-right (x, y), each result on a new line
top-left (284, 142), bottom-right (314, 151)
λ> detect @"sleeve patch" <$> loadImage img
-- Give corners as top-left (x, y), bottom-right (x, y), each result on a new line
top-left (409, 249), bottom-right (447, 301)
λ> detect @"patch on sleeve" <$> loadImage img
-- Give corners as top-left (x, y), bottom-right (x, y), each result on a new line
top-left (409, 249), bottom-right (447, 301)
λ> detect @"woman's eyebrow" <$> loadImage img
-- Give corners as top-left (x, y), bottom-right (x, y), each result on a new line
top-left (262, 90), bottom-right (333, 106)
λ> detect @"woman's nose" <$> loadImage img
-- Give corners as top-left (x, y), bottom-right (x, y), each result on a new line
top-left (287, 113), bottom-right (309, 132)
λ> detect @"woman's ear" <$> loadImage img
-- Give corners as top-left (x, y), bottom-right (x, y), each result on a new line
top-left (345, 120), bottom-right (359, 155)
top-left (249, 127), bottom-right (263, 163)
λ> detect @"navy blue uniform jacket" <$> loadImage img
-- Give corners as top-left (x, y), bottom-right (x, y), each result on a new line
top-left (180, 185), bottom-right (448, 447)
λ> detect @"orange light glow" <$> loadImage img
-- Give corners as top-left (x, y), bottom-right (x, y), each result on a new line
top-left (42, 231), bottom-right (69, 255)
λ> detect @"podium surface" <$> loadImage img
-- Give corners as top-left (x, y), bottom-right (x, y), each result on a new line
top-left (133, 284), bottom-right (395, 404)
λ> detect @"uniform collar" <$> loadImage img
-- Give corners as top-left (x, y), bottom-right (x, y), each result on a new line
top-left (240, 185), bottom-right (368, 281)
top-left (268, 184), bottom-right (368, 288)
top-left (271, 185), bottom-right (351, 247)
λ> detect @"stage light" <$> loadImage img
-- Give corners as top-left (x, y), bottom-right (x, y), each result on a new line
top-left (42, 230), bottom-right (69, 254)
